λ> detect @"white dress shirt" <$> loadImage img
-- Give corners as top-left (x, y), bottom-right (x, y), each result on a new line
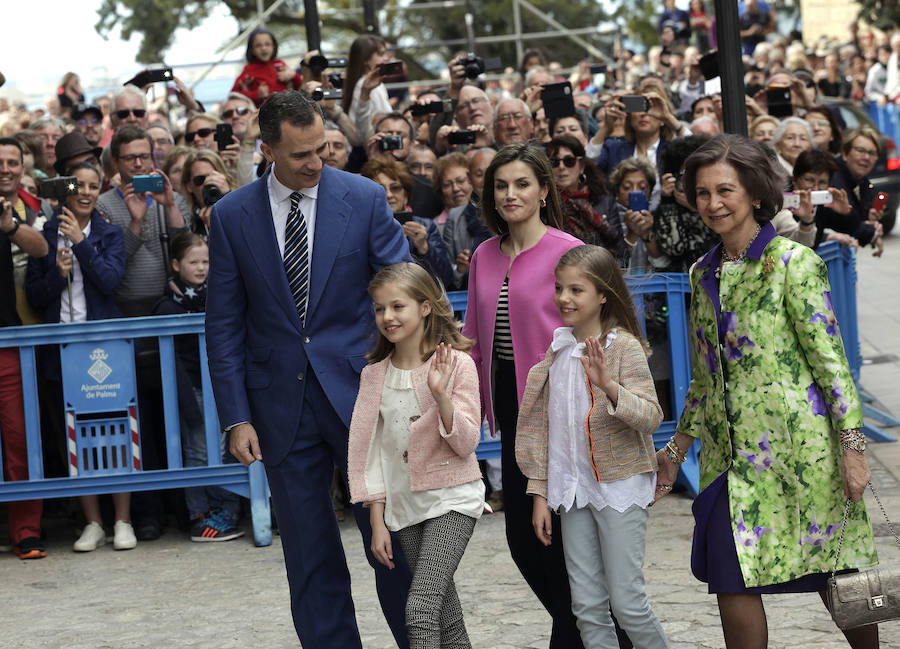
top-left (547, 327), bottom-right (655, 514)
top-left (267, 165), bottom-right (318, 264)
top-left (59, 221), bottom-right (92, 323)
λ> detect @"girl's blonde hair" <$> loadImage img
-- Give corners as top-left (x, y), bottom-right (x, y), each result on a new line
top-left (555, 245), bottom-right (650, 355)
top-left (367, 263), bottom-right (473, 362)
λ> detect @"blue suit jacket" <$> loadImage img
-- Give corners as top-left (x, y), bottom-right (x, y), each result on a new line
top-left (206, 165), bottom-right (410, 465)
top-left (594, 138), bottom-right (669, 177)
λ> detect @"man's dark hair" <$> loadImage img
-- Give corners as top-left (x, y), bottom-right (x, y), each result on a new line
top-left (0, 137), bottom-right (24, 161)
top-left (111, 125), bottom-right (152, 159)
top-left (259, 91), bottom-right (324, 146)
top-left (374, 112), bottom-right (414, 140)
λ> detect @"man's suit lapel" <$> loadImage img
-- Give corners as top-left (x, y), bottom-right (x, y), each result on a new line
top-left (307, 166), bottom-right (351, 323)
top-left (240, 174), bottom-right (303, 332)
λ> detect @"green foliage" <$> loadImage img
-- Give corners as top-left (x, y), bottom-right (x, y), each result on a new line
top-left (95, 0), bottom-right (668, 72)
top-left (856, 0), bottom-right (900, 31)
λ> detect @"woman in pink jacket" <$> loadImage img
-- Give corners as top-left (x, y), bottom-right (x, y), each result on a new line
top-left (461, 143), bottom-right (589, 648)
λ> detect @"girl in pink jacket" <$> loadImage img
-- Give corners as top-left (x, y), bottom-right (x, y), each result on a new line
top-left (348, 262), bottom-right (484, 649)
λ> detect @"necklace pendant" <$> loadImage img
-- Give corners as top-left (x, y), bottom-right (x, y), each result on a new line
top-left (715, 266), bottom-right (721, 279)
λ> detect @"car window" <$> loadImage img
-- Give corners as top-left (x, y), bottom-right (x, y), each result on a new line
top-left (837, 105), bottom-right (860, 129)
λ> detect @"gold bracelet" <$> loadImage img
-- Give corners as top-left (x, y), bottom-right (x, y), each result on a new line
top-left (664, 438), bottom-right (686, 465)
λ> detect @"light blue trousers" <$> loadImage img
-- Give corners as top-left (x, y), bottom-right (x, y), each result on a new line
top-left (560, 504), bottom-right (669, 649)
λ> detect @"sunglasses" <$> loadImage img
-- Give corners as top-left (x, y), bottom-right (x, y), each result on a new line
top-left (222, 107), bottom-right (251, 119)
top-left (550, 155), bottom-right (580, 168)
top-left (77, 117), bottom-right (100, 126)
top-left (192, 175), bottom-right (207, 187)
top-left (115, 108), bottom-right (147, 119)
top-left (186, 128), bottom-right (214, 141)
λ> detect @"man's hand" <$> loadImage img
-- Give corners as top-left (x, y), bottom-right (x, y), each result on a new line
top-left (0, 198), bottom-right (15, 232)
top-left (173, 76), bottom-right (201, 113)
top-left (229, 422), bottom-right (263, 465)
top-left (122, 182), bottom-right (149, 226)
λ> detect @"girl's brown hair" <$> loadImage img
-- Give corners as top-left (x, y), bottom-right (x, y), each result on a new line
top-left (169, 232), bottom-right (208, 276)
top-left (367, 262), bottom-right (473, 362)
top-left (556, 245), bottom-right (649, 355)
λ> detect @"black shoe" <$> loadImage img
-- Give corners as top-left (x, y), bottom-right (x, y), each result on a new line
top-left (14, 536), bottom-right (47, 560)
top-left (135, 520), bottom-right (161, 541)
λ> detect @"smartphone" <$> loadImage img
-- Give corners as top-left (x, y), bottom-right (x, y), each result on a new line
top-left (326, 57), bottom-right (348, 68)
top-left (782, 192), bottom-right (800, 209)
top-left (699, 51), bottom-right (719, 80)
top-left (214, 123), bottom-right (234, 152)
top-left (39, 176), bottom-right (78, 203)
top-left (125, 67), bottom-right (173, 87)
top-left (589, 64), bottom-right (607, 74)
top-left (541, 81), bottom-right (575, 118)
top-left (394, 211), bottom-right (415, 224)
top-left (810, 190), bottom-right (834, 206)
top-left (132, 174), bottom-right (165, 194)
top-left (766, 86), bottom-right (793, 118)
top-left (628, 191), bottom-right (649, 212)
top-left (410, 101), bottom-right (448, 117)
top-left (622, 95), bottom-right (651, 113)
top-left (379, 61), bottom-right (404, 76)
top-left (448, 130), bottom-right (476, 145)
top-left (871, 191), bottom-right (888, 212)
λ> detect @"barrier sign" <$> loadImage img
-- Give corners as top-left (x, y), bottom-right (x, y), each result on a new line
top-left (61, 340), bottom-right (137, 412)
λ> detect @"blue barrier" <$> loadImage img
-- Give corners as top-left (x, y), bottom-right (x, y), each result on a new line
top-left (866, 102), bottom-right (900, 150)
top-left (0, 241), bottom-right (886, 518)
top-left (0, 315), bottom-right (272, 546)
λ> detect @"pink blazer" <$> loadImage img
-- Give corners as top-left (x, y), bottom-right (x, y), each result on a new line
top-left (461, 228), bottom-right (582, 433)
top-left (347, 348), bottom-right (482, 504)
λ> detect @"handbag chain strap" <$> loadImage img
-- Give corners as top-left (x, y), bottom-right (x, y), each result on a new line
top-left (831, 482), bottom-right (900, 580)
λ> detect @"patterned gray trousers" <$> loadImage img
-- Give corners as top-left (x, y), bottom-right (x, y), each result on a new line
top-left (396, 510), bottom-right (477, 649)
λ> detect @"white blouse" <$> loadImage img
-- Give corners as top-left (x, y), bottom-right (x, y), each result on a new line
top-left (377, 362), bottom-right (484, 532)
top-left (547, 327), bottom-right (656, 513)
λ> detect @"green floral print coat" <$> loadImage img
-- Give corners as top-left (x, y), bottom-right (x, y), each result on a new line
top-left (677, 223), bottom-right (877, 588)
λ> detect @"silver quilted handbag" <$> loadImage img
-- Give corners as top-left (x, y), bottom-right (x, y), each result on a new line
top-left (825, 483), bottom-right (900, 630)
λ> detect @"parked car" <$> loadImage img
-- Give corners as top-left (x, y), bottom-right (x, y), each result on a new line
top-left (826, 100), bottom-right (900, 234)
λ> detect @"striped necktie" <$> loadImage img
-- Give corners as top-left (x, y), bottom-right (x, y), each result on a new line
top-left (283, 191), bottom-right (309, 323)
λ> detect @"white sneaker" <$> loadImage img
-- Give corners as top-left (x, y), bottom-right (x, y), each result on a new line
top-left (113, 520), bottom-right (137, 550)
top-left (73, 521), bottom-right (106, 552)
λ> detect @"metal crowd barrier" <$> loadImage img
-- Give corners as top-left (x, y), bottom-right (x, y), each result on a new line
top-left (0, 315), bottom-right (272, 546)
top-left (0, 241), bottom-right (890, 520)
top-left (866, 102), bottom-right (900, 151)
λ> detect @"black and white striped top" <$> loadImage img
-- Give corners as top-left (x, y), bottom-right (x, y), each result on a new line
top-left (493, 277), bottom-right (515, 361)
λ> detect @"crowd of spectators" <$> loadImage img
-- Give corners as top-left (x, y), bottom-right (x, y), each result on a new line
top-left (0, 5), bottom-right (898, 558)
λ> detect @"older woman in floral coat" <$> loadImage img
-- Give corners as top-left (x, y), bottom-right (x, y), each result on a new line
top-left (654, 135), bottom-right (879, 649)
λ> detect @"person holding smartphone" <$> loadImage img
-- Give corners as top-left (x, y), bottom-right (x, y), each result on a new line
top-left (184, 114), bottom-right (240, 175)
top-left (342, 34), bottom-right (392, 143)
top-left (816, 127), bottom-right (885, 257)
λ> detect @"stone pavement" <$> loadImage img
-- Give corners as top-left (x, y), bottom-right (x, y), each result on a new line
top-left (2, 236), bottom-right (900, 649)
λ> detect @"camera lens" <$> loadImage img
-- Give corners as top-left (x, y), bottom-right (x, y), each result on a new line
top-left (202, 184), bottom-right (224, 207)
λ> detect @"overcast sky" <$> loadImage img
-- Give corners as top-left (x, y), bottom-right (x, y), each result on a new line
top-left (5, 0), bottom-right (243, 102)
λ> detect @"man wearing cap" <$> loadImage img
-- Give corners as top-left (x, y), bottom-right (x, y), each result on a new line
top-left (74, 104), bottom-right (105, 147)
top-left (54, 132), bottom-right (103, 177)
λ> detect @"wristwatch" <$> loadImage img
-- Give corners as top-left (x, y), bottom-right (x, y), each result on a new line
top-left (2, 218), bottom-right (19, 237)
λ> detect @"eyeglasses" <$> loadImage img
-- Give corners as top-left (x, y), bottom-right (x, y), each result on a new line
top-left (456, 96), bottom-right (488, 112)
top-left (117, 153), bottom-right (152, 163)
top-left (496, 113), bottom-right (526, 123)
top-left (222, 107), bottom-right (251, 119)
top-left (192, 175), bottom-right (207, 187)
top-left (850, 145), bottom-right (878, 157)
top-left (115, 108), bottom-right (147, 119)
top-left (808, 119), bottom-right (830, 128)
top-left (185, 128), bottom-right (214, 141)
top-left (77, 117), bottom-right (99, 126)
top-left (550, 155), bottom-right (580, 168)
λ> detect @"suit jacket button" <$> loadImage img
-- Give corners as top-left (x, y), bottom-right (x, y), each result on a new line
top-left (297, 373), bottom-right (304, 381)
top-left (304, 336), bottom-right (310, 344)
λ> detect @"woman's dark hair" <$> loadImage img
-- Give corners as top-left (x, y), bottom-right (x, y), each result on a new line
top-left (170, 232), bottom-right (208, 265)
top-left (360, 156), bottom-right (414, 203)
top-left (12, 131), bottom-right (47, 172)
top-left (682, 134), bottom-right (785, 223)
top-left (689, 96), bottom-right (714, 120)
top-left (659, 134), bottom-right (712, 177)
top-left (65, 161), bottom-right (102, 180)
top-left (544, 135), bottom-right (610, 202)
top-left (482, 143), bottom-right (562, 235)
top-left (343, 34), bottom-right (385, 113)
top-left (792, 148), bottom-right (839, 182)
top-left (805, 105), bottom-right (843, 154)
top-left (548, 110), bottom-right (589, 141)
top-left (246, 28), bottom-right (278, 63)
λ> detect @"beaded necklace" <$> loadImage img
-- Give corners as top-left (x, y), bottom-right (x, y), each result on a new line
top-left (716, 222), bottom-right (761, 279)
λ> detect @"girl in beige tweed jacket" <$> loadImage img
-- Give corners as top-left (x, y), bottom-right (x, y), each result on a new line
top-left (516, 245), bottom-right (669, 649)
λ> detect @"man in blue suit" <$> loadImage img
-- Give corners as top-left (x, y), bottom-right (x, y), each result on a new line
top-left (206, 90), bottom-right (412, 648)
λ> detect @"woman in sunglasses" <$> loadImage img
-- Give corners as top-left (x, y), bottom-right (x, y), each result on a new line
top-left (183, 114), bottom-right (240, 175)
top-left (179, 150), bottom-right (238, 240)
top-left (545, 135), bottom-right (624, 258)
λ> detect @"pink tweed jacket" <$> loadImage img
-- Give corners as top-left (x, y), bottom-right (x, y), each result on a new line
top-left (515, 329), bottom-right (662, 499)
top-left (348, 348), bottom-right (482, 505)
